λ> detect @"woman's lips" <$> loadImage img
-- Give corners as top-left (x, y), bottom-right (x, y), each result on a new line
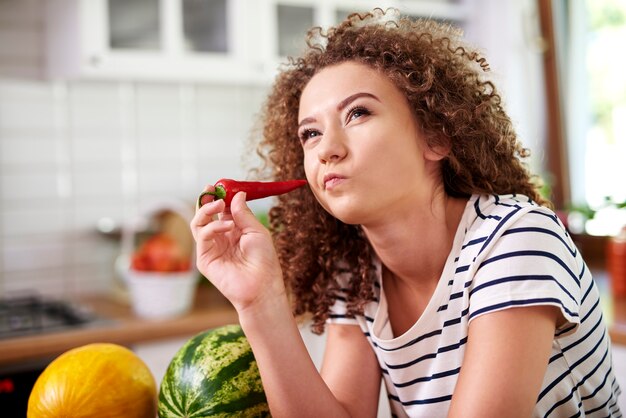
top-left (323, 174), bottom-right (346, 190)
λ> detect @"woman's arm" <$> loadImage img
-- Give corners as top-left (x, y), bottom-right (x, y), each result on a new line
top-left (321, 324), bottom-right (383, 417)
top-left (448, 305), bottom-right (558, 418)
top-left (240, 307), bottom-right (381, 418)
top-left (191, 191), bottom-right (380, 417)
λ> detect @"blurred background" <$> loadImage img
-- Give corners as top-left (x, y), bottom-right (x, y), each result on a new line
top-left (0, 0), bottom-right (625, 415)
top-left (0, 0), bottom-right (623, 300)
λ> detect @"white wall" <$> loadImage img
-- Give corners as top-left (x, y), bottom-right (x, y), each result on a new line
top-left (463, 0), bottom-right (548, 176)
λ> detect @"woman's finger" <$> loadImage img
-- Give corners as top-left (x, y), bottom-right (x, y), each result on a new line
top-left (196, 219), bottom-right (235, 241)
top-left (217, 209), bottom-right (234, 222)
top-left (190, 199), bottom-right (226, 241)
top-left (194, 219), bottom-right (236, 262)
top-left (193, 199), bottom-right (225, 224)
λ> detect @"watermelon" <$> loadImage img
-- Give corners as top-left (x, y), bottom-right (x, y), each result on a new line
top-left (158, 324), bottom-right (270, 417)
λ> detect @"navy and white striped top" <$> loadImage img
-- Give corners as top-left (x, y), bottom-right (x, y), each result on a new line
top-left (328, 194), bottom-right (622, 417)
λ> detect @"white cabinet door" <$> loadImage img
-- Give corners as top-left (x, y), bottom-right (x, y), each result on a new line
top-left (133, 336), bottom-right (191, 385)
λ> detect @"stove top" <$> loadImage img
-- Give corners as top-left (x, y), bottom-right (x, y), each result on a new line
top-left (0, 294), bottom-right (102, 339)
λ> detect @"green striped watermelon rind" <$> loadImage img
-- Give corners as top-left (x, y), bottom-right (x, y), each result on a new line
top-left (158, 324), bottom-right (270, 418)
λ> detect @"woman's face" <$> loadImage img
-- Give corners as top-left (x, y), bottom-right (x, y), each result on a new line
top-left (297, 61), bottom-right (445, 225)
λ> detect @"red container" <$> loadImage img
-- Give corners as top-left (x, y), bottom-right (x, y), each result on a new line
top-left (607, 226), bottom-right (626, 297)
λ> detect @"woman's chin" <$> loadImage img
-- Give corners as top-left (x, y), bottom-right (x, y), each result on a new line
top-left (325, 202), bottom-right (370, 226)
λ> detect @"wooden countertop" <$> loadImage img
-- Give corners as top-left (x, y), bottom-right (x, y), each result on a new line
top-left (0, 284), bottom-right (238, 368)
top-left (1, 271), bottom-right (625, 369)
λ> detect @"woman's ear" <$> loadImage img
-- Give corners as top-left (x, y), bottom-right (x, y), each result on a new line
top-left (424, 139), bottom-right (451, 162)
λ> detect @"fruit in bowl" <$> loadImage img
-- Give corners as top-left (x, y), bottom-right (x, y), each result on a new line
top-left (125, 232), bottom-right (198, 319)
top-left (131, 233), bottom-right (191, 272)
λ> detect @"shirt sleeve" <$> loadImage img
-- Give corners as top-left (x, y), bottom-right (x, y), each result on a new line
top-left (467, 207), bottom-right (582, 337)
top-left (326, 272), bottom-right (360, 326)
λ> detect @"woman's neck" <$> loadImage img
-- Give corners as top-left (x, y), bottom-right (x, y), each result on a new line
top-left (365, 194), bottom-right (467, 337)
top-left (362, 194), bottom-right (468, 286)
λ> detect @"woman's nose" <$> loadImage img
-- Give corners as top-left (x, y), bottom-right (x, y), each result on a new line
top-left (317, 125), bottom-right (348, 164)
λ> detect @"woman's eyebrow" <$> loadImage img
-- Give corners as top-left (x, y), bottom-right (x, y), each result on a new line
top-left (298, 116), bottom-right (316, 128)
top-left (298, 92), bottom-right (380, 128)
top-left (337, 92), bottom-right (379, 111)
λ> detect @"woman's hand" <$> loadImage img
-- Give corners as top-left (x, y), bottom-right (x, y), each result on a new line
top-left (190, 187), bottom-right (285, 313)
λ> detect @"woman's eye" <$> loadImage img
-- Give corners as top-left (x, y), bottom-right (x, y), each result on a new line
top-left (347, 106), bottom-right (370, 122)
top-left (299, 128), bottom-right (320, 142)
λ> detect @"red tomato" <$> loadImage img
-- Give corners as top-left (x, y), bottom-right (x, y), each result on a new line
top-left (131, 234), bottom-right (190, 272)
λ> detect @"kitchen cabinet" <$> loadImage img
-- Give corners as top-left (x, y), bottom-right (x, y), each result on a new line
top-left (44, 0), bottom-right (468, 83)
top-left (262, 0), bottom-right (470, 80)
top-left (613, 345), bottom-right (626, 413)
top-left (45, 0), bottom-right (264, 83)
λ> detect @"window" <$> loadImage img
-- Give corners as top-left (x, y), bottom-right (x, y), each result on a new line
top-left (277, 5), bottom-right (314, 57)
top-left (551, 0), bottom-right (626, 236)
top-left (182, 0), bottom-right (229, 53)
top-left (108, 0), bottom-right (161, 50)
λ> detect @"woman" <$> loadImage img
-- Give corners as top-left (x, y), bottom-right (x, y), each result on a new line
top-left (191, 9), bottom-right (621, 417)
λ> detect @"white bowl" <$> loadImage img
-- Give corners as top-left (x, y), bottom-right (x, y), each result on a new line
top-left (126, 270), bottom-right (198, 319)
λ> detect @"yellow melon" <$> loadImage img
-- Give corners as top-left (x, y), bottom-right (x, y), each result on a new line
top-left (27, 343), bottom-right (157, 418)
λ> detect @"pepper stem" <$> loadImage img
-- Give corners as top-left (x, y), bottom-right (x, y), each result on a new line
top-left (197, 185), bottom-right (227, 208)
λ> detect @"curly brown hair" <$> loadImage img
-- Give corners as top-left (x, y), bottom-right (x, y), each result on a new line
top-left (253, 8), bottom-right (550, 334)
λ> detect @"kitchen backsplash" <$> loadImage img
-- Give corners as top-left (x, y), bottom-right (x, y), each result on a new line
top-left (0, 78), bottom-right (269, 297)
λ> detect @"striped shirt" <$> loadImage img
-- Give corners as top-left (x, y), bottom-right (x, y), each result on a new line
top-left (328, 194), bottom-right (622, 417)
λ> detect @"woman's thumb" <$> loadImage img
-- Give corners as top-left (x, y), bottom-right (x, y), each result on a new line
top-left (230, 192), bottom-right (261, 231)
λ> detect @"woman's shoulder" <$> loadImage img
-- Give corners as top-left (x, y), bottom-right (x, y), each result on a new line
top-left (468, 194), bottom-right (558, 226)
top-left (470, 193), bottom-right (549, 214)
top-left (463, 194), bottom-right (567, 247)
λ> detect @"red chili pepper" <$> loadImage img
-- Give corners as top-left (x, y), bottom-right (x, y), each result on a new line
top-left (198, 178), bottom-right (307, 208)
